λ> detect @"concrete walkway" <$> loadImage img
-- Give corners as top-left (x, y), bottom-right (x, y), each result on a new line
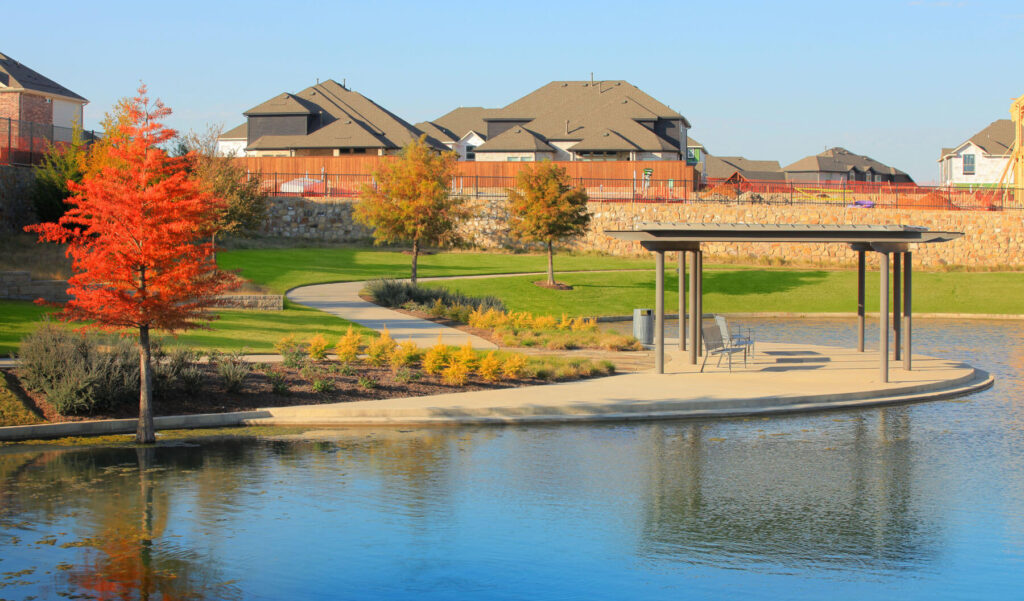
top-left (0, 341), bottom-right (992, 440)
top-left (288, 279), bottom-right (498, 349)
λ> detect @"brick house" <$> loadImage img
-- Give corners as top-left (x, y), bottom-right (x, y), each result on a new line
top-left (0, 51), bottom-right (88, 143)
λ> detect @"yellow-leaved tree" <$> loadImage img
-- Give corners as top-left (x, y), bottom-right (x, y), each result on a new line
top-left (507, 162), bottom-right (590, 287)
top-left (354, 136), bottom-right (467, 285)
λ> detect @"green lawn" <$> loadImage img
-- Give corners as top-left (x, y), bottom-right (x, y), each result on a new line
top-left (430, 269), bottom-right (1024, 316)
top-left (4, 247), bottom-right (1024, 357)
top-left (217, 248), bottom-right (652, 293)
top-left (0, 301), bottom-right (371, 356)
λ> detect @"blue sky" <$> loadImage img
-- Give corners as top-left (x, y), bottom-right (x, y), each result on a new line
top-left (5, 0), bottom-right (1021, 183)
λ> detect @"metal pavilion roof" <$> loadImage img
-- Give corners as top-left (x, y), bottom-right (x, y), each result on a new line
top-left (605, 223), bottom-right (963, 247)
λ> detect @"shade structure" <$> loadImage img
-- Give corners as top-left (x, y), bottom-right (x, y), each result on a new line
top-left (605, 224), bottom-right (963, 381)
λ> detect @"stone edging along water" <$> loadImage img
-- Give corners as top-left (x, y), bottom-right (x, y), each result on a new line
top-left (0, 366), bottom-right (994, 442)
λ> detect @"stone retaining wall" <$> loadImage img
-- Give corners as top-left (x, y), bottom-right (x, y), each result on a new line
top-left (262, 195), bottom-right (1024, 269)
top-left (0, 271), bottom-right (283, 310)
top-left (0, 165), bottom-right (36, 234)
top-left (0, 271), bottom-right (69, 302)
top-left (261, 196), bottom-right (371, 242)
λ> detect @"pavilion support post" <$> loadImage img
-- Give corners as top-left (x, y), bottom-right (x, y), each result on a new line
top-left (688, 249), bottom-right (698, 365)
top-left (904, 252), bottom-right (912, 371)
top-left (656, 250), bottom-right (665, 374)
top-left (893, 252), bottom-right (902, 361)
top-left (857, 250), bottom-right (865, 352)
top-left (879, 251), bottom-right (889, 383)
top-left (697, 250), bottom-right (704, 357)
top-left (678, 251), bottom-right (686, 351)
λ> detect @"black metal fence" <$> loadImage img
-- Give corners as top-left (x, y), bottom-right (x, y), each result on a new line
top-left (0, 118), bottom-right (100, 166)
top-left (248, 171), bottom-right (1021, 211)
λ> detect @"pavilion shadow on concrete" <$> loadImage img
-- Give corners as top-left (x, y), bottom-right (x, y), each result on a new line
top-left (606, 224), bottom-right (963, 382)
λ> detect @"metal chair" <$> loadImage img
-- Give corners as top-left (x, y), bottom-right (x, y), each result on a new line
top-left (700, 319), bottom-right (747, 373)
top-left (715, 315), bottom-right (755, 360)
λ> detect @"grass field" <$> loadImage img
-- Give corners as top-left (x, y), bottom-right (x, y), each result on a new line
top-left (4, 247), bottom-right (1024, 356)
top-left (216, 248), bottom-right (652, 292)
top-left (420, 268), bottom-right (1024, 316)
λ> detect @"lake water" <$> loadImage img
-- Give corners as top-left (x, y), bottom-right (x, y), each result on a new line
top-left (1, 318), bottom-right (1022, 600)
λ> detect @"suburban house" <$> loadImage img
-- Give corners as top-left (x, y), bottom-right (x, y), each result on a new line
top-left (706, 155), bottom-right (786, 182)
top-left (937, 119), bottom-right (1013, 186)
top-left (220, 79), bottom-right (445, 157)
top-left (0, 50), bottom-right (88, 141)
top-left (783, 147), bottom-right (913, 184)
top-left (414, 107), bottom-right (487, 161)
top-left (419, 80), bottom-right (691, 162)
top-left (215, 122), bottom-right (248, 157)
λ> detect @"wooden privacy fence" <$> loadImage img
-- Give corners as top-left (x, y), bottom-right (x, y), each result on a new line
top-left (233, 156), bottom-right (697, 185)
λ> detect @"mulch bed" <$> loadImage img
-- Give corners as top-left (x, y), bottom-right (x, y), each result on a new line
top-left (533, 281), bottom-right (573, 290)
top-left (1, 362), bottom-right (574, 425)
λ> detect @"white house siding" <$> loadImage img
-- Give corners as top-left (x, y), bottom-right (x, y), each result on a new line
top-left (453, 132), bottom-right (486, 161)
top-left (215, 139), bottom-right (248, 158)
top-left (51, 99), bottom-right (84, 142)
top-left (635, 151), bottom-right (681, 161)
top-left (549, 141), bottom-right (575, 161)
top-left (475, 151), bottom-right (554, 162)
top-left (938, 142), bottom-right (1010, 186)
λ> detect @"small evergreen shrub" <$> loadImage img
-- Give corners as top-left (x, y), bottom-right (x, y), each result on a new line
top-left (477, 352), bottom-right (503, 382)
top-left (422, 340), bottom-right (451, 375)
top-left (306, 333), bottom-right (331, 361)
top-left (358, 375), bottom-right (377, 390)
top-left (274, 334), bottom-right (306, 368)
top-left (442, 361), bottom-right (470, 386)
top-left (218, 352), bottom-right (251, 393)
top-left (390, 340), bottom-right (421, 372)
top-left (334, 327), bottom-right (363, 363)
top-left (365, 328), bottom-right (397, 366)
top-left (502, 354), bottom-right (528, 380)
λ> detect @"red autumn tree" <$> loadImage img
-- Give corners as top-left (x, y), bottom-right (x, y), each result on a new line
top-left (26, 85), bottom-right (236, 444)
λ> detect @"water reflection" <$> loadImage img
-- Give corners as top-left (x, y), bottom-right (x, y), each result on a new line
top-left (1, 318), bottom-right (1022, 599)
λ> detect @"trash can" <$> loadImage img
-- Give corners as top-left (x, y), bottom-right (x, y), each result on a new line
top-left (633, 308), bottom-right (654, 345)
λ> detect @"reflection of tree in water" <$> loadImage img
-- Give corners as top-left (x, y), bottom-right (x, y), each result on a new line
top-left (56, 447), bottom-right (241, 600)
top-left (639, 409), bottom-right (940, 572)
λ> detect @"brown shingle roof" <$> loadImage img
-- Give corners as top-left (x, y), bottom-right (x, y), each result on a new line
top-left (706, 156), bottom-right (785, 180)
top-left (569, 128), bottom-right (639, 152)
top-left (0, 51), bottom-right (86, 102)
top-left (477, 80), bottom-right (688, 154)
top-left (964, 119), bottom-right (1013, 156)
top-left (784, 147), bottom-right (910, 179)
top-left (244, 93), bottom-right (316, 116)
top-left (243, 79), bottom-right (446, 152)
top-left (473, 126), bottom-right (555, 152)
top-left (221, 122), bottom-right (247, 139)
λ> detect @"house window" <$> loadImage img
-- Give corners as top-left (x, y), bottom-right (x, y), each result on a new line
top-left (963, 154), bottom-right (975, 175)
top-left (465, 145), bottom-right (475, 161)
top-left (506, 155), bottom-right (531, 162)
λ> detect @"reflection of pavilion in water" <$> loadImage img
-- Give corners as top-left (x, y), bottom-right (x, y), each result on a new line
top-left (639, 408), bottom-right (939, 571)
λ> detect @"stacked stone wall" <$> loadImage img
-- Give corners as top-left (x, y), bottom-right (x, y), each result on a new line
top-left (0, 271), bottom-right (69, 302)
top-left (0, 164), bottom-right (36, 233)
top-left (0, 271), bottom-right (284, 310)
top-left (266, 195), bottom-right (1024, 269)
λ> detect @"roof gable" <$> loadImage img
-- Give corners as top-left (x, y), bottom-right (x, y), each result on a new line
top-left (474, 126), bottom-right (554, 152)
top-left (0, 51), bottom-right (86, 102)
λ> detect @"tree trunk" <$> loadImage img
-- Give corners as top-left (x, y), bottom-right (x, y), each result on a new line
top-left (546, 241), bottom-right (555, 286)
top-left (136, 325), bottom-right (155, 444)
top-left (411, 238), bottom-right (419, 286)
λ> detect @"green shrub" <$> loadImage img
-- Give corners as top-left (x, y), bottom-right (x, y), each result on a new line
top-left (274, 334), bottom-right (306, 368)
top-left (364, 279), bottom-right (505, 313)
top-left (312, 377), bottom-right (335, 394)
top-left (264, 368), bottom-right (289, 395)
top-left (217, 352), bottom-right (251, 393)
top-left (358, 375), bottom-right (377, 389)
top-left (180, 365), bottom-right (205, 396)
top-left (17, 324), bottom-right (140, 415)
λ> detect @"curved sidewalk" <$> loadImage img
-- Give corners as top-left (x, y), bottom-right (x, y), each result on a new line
top-left (287, 279), bottom-right (498, 349)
